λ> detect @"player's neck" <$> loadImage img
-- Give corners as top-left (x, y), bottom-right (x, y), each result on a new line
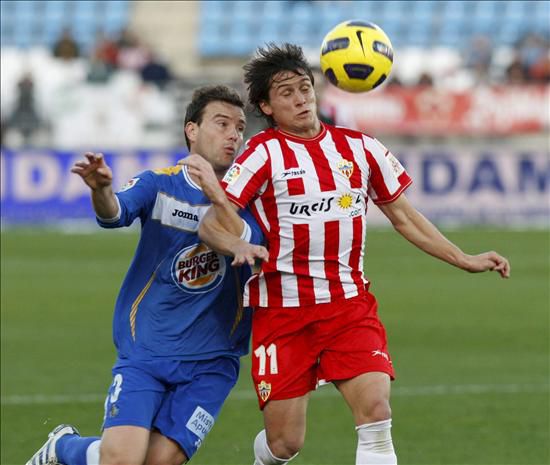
top-left (278, 120), bottom-right (322, 140)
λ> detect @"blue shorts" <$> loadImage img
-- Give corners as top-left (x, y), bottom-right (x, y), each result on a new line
top-left (102, 356), bottom-right (239, 458)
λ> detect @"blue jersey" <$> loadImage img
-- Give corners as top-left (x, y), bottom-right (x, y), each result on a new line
top-left (98, 165), bottom-right (263, 362)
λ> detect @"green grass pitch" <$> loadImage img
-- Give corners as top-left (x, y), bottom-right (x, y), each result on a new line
top-left (1, 228), bottom-right (548, 465)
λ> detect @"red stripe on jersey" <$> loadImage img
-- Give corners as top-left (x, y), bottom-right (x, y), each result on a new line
top-left (292, 223), bottom-right (315, 304)
top-left (309, 141), bottom-right (337, 192)
top-left (324, 220), bottom-right (345, 300)
top-left (259, 181), bottom-right (283, 307)
top-left (349, 215), bottom-right (364, 290)
top-left (278, 137), bottom-right (305, 196)
top-left (247, 274), bottom-right (260, 305)
top-left (364, 149), bottom-right (391, 200)
top-left (327, 126), bottom-right (362, 189)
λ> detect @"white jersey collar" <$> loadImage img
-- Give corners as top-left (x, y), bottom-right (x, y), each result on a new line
top-left (182, 165), bottom-right (202, 191)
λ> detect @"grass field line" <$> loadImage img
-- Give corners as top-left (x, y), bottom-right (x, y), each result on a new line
top-left (2, 382), bottom-right (548, 406)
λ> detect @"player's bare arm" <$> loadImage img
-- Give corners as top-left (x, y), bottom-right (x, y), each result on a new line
top-left (71, 152), bottom-right (119, 219)
top-left (198, 213), bottom-right (268, 266)
top-left (378, 194), bottom-right (511, 278)
top-left (178, 154), bottom-right (245, 236)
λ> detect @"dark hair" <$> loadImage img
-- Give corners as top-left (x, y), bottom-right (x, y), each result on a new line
top-left (243, 43), bottom-right (315, 126)
top-left (184, 85), bottom-right (244, 148)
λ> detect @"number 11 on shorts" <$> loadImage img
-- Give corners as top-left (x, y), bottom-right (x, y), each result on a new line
top-left (254, 343), bottom-right (278, 375)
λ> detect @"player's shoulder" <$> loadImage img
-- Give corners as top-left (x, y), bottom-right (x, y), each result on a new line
top-left (119, 166), bottom-right (183, 191)
top-left (152, 165), bottom-right (183, 177)
top-left (326, 123), bottom-right (374, 141)
top-left (327, 124), bottom-right (388, 155)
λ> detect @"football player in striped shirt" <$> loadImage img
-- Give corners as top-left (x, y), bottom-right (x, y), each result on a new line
top-left (196, 44), bottom-right (510, 465)
top-left (26, 86), bottom-right (268, 465)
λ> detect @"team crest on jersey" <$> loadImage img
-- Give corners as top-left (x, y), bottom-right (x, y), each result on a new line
top-left (257, 380), bottom-right (272, 402)
top-left (337, 160), bottom-right (354, 179)
top-left (223, 164), bottom-right (242, 185)
top-left (171, 243), bottom-right (226, 293)
top-left (118, 177), bottom-right (140, 192)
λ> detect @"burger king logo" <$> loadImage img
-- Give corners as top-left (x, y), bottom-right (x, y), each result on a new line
top-left (172, 243), bottom-right (226, 293)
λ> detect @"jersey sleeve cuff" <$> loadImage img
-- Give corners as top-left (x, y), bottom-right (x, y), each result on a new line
top-left (96, 195), bottom-right (122, 223)
top-left (240, 220), bottom-right (252, 242)
top-left (373, 178), bottom-right (413, 205)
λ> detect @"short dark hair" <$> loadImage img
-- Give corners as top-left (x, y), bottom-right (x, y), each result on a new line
top-left (184, 85), bottom-right (245, 148)
top-left (243, 43), bottom-right (315, 127)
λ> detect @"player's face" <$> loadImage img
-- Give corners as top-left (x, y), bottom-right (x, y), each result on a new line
top-left (260, 71), bottom-right (320, 138)
top-left (187, 101), bottom-right (246, 175)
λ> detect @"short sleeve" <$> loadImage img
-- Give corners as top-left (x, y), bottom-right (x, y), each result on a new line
top-left (221, 141), bottom-right (270, 209)
top-left (97, 171), bottom-right (158, 228)
top-left (363, 136), bottom-right (412, 205)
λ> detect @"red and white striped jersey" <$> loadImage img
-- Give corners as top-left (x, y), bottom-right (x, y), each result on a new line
top-left (221, 123), bottom-right (412, 308)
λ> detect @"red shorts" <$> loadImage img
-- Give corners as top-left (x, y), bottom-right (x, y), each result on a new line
top-left (251, 291), bottom-right (395, 409)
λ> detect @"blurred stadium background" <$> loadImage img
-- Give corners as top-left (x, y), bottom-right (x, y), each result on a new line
top-left (1, 1), bottom-right (549, 464)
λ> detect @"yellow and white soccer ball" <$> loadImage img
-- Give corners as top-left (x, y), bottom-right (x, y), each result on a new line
top-left (320, 20), bottom-right (394, 93)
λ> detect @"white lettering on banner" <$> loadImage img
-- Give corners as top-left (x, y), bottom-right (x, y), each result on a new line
top-left (62, 155), bottom-right (92, 201)
top-left (1, 150), bottom-right (547, 226)
top-left (367, 150), bottom-right (550, 227)
top-left (467, 87), bottom-right (550, 132)
top-left (13, 153), bottom-right (61, 201)
top-left (323, 85), bottom-right (549, 135)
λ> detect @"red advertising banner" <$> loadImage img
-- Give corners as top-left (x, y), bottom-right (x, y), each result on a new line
top-left (321, 85), bottom-right (550, 135)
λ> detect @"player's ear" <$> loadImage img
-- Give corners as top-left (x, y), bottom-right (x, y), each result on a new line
top-left (259, 100), bottom-right (273, 116)
top-left (185, 121), bottom-right (199, 144)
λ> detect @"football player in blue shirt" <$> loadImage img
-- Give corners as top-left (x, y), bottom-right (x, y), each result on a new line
top-left (27, 85), bottom-right (268, 465)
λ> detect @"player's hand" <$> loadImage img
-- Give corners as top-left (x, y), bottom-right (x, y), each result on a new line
top-left (71, 152), bottom-right (113, 191)
top-left (230, 242), bottom-right (269, 267)
top-left (463, 251), bottom-right (511, 278)
top-left (178, 155), bottom-right (226, 205)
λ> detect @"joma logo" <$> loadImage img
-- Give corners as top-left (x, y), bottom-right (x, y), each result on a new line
top-left (172, 209), bottom-right (199, 221)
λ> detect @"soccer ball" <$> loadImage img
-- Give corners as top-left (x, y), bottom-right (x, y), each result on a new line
top-left (320, 20), bottom-right (394, 93)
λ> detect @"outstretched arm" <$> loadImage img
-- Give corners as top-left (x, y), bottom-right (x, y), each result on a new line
top-left (378, 194), bottom-right (510, 278)
top-left (199, 211), bottom-right (269, 266)
top-left (179, 155), bottom-right (269, 266)
top-left (71, 152), bottom-right (119, 219)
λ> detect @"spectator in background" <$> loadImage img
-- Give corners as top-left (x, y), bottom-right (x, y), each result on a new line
top-left (53, 28), bottom-right (80, 60)
top-left (517, 33), bottom-right (547, 81)
top-left (140, 49), bottom-right (173, 90)
top-left (528, 52), bottom-right (550, 83)
top-left (466, 35), bottom-right (493, 83)
top-left (93, 31), bottom-right (119, 69)
top-left (6, 73), bottom-right (41, 145)
top-left (87, 31), bottom-right (119, 84)
top-left (506, 56), bottom-right (528, 84)
top-left (417, 72), bottom-right (434, 87)
top-left (116, 28), bottom-right (150, 71)
top-left (87, 51), bottom-right (114, 84)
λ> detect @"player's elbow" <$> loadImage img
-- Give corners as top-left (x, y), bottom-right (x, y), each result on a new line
top-left (198, 213), bottom-right (218, 244)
